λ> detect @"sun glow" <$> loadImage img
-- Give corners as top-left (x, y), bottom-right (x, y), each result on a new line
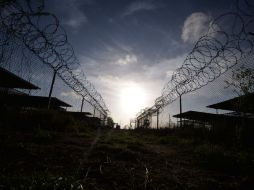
top-left (120, 84), bottom-right (148, 117)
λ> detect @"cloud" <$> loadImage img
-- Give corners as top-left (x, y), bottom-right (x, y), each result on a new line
top-left (60, 91), bottom-right (80, 100)
top-left (64, 13), bottom-right (88, 28)
top-left (115, 54), bottom-right (138, 65)
top-left (181, 12), bottom-right (212, 43)
top-left (144, 54), bottom-right (187, 81)
top-left (122, 1), bottom-right (159, 17)
top-left (51, 0), bottom-right (88, 29)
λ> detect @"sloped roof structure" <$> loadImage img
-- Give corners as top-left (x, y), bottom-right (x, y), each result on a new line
top-left (207, 93), bottom-right (254, 113)
top-left (0, 67), bottom-right (39, 89)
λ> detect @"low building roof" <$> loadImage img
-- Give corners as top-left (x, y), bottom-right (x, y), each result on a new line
top-left (0, 94), bottom-right (71, 108)
top-left (173, 110), bottom-right (253, 123)
top-left (66, 111), bottom-right (92, 116)
top-left (0, 67), bottom-right (39, 89)
top-left (207, 93), bottom-right (254, 113)
top-left (173, 111), bottom-right (218, 122)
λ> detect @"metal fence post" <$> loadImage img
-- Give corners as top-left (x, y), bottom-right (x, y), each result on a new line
top-left (156, 108), bottom-right (159, 130)
top-left (80, 96), bottom-right (84, 112)
top-left (93, 106), bottom-right (96, 117)
top-left (179, 95), bottom-right (182, 127)
top-left (48, 70), bottom-right (57, 109)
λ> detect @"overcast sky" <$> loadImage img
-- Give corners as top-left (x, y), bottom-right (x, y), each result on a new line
top-left (45, 0), bottom-right (236, 125)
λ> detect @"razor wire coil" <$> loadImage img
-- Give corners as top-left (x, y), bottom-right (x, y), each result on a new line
top-left (136, 0), bottom-right (254, 122)
top-left (156, 0), bottom-right (254, 108)
top-left (0, 0), bottom-right (109, 115)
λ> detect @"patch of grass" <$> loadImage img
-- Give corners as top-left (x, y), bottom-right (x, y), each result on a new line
top-left (194, 143), bottom-right (254, 173)
top-left (158, 136), bottom-right (194, 146)
top-left (91, 142), bottom-right (141, 162)
top-left (194, 144), bottom-right (230, 169)
top-left (99, 131), bottom-right (143, 148)
top-left (2, 123), bottom-right (254, 189)
top-left (0, 174), bottom-right (84, 190)
top-left (33, 128), bottom-right (54, 143)
top-left (94, 143), bottom-right (124, 154)
top-left (90, 132), bottom-right (150, 162)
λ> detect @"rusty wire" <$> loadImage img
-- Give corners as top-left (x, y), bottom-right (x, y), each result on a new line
top-left (0, 0), bottom-right (109, 115)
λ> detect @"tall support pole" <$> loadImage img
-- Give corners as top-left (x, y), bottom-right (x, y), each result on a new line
top-left (80, 97), bottom-right (85, 112)
top-left (179, 95), bottom-right (182, 127)
top-left (48, 70), bottom-right (57, 109)
top-left (93, 106), bottom-right (96, 117)
top-left (104, 114), bottom-right (106, 126)
top-left (169, 113), bottom-right (171, 128)
top-left (156, 108), bottom-right (159, 130)
top-left (148, 114), bottom-right (150, 128)
top-left (99, 112), bottom-right (103, 126)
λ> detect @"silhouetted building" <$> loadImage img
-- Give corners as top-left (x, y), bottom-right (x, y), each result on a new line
top-left (0, 67), bottom-right (39, 90)
top-left (0, 94), bottom-right (71, 110)
top-left (207, 92), bottom-right (254, 113)
top-left (173, 110), bottom-right (254, 128)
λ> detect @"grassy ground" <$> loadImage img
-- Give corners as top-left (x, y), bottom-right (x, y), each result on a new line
top-left (0, 125), bottom-right (254, 190)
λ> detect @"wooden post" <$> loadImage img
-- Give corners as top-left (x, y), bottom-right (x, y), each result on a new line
top-left (80, 97), bottom-right (84, 112)
top-left (48, 70), bottom-right (57, 109)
